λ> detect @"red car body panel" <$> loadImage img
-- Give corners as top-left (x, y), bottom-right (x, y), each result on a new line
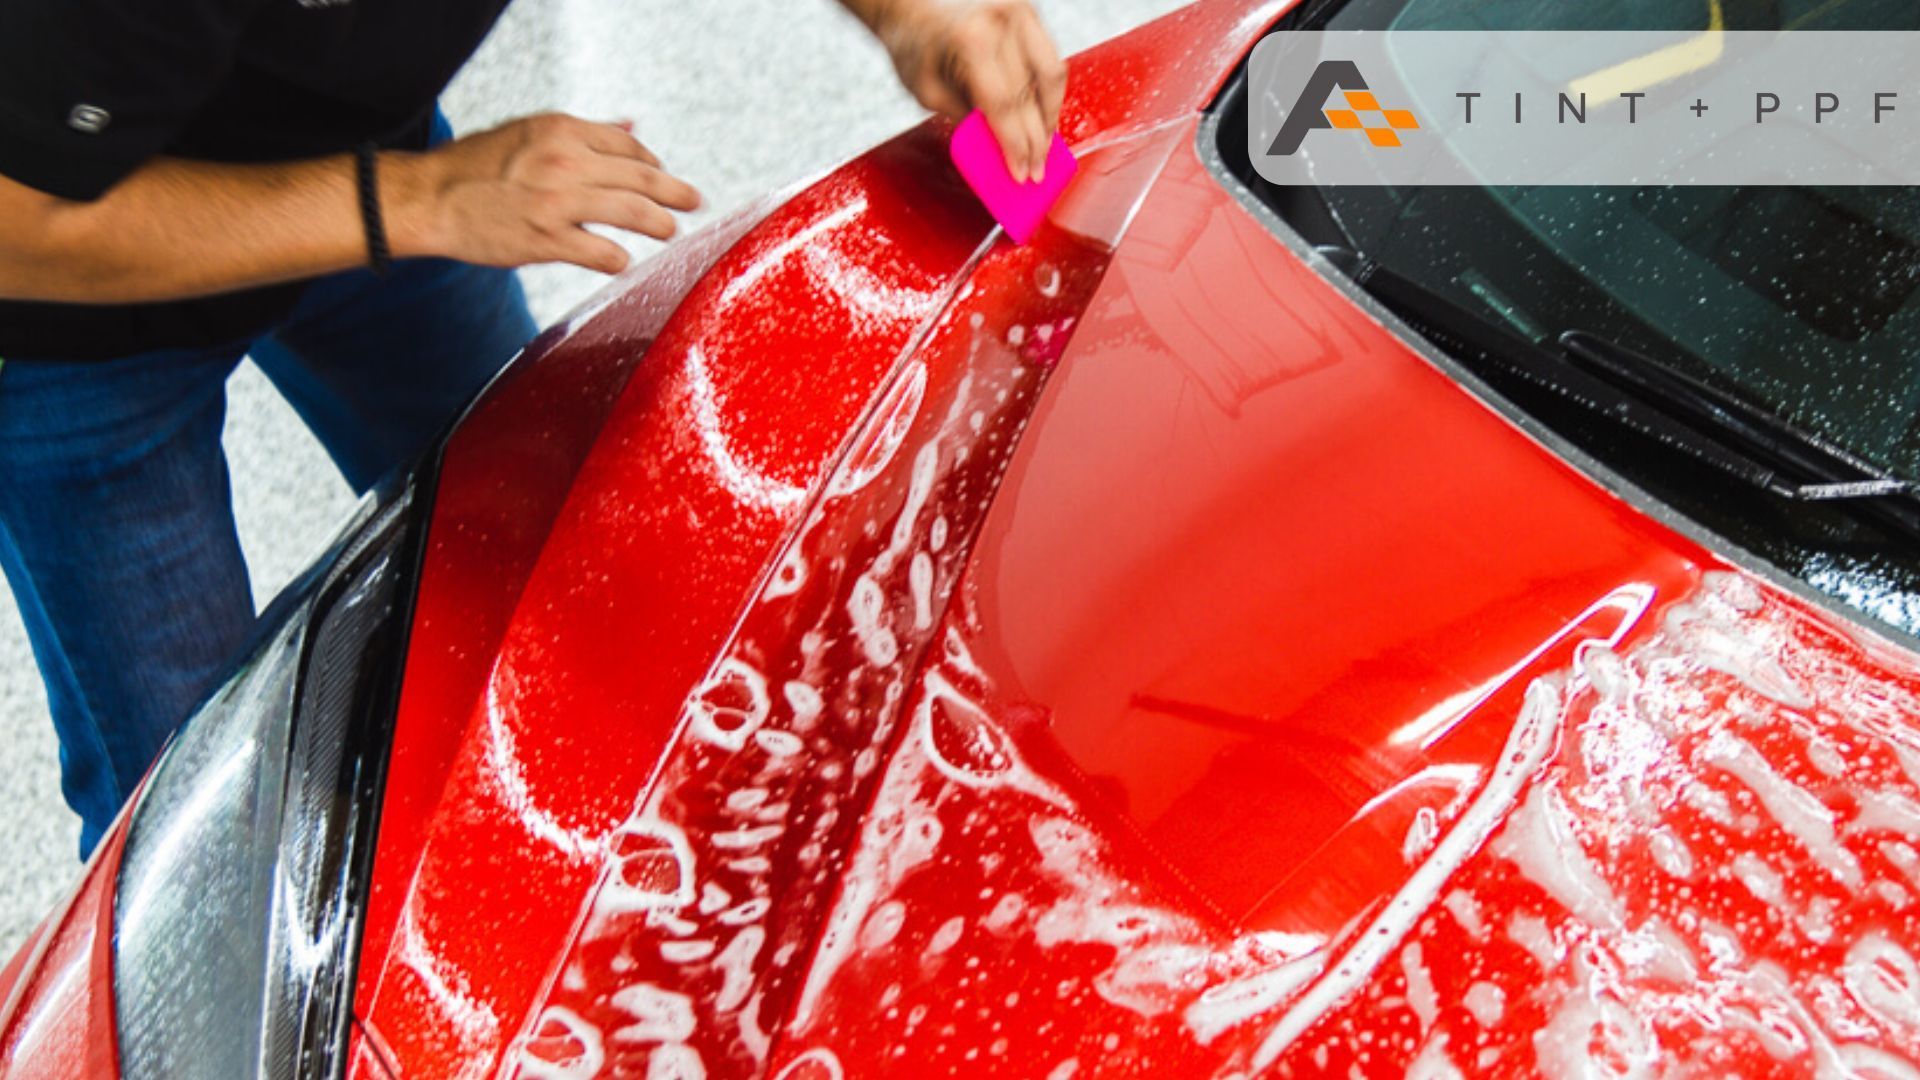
top-left (349, 3), bottom-right (1289, 1075)
top-left (458, 129), bottom-right (1920, 1078)
top-left (7, 1), bottom-right (1920, 1078)
top-left (0, 827), bottom-right (124, 1079)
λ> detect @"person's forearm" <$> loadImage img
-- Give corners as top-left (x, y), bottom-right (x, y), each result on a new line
top-left (0, 152), bottom-right (437, 305)
top-left (0, 112), bottom-right (704, 306)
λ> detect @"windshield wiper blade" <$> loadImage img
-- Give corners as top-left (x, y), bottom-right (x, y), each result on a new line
top-left (1558, 331), bottom-right (1919, 504)
top-left (1339, 253), bottom-right (1920, 543)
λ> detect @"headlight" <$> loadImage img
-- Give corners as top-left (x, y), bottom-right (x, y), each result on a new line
top-left (113, 485), bottom-right (421, 1079)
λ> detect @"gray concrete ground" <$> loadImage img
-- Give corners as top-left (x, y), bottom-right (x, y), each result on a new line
top-left (0, 0), bottom-right (1185, 959)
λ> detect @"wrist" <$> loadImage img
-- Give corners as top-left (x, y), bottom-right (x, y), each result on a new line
top-left (379, 150), bottom-right (446, 260)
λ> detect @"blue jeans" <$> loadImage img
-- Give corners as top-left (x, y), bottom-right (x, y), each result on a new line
top-left (0, 253), bottom-right (536, 857)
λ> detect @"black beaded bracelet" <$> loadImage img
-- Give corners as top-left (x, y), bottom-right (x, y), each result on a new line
top-left (354, 142), bottom-right (393, 277)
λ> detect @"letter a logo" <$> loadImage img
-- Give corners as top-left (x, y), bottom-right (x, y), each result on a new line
top-left (1270, 60), bottom-right (1419, 155)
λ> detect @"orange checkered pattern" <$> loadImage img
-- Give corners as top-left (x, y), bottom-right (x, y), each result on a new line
top-left (1323, 90), bottom-right (1420, 148)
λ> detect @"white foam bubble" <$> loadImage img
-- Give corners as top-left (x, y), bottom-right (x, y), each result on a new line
top-left (861, 900), bottom-right (908, 950)
top-left (1621, 919), bottom-right (1698, 986)
top-left (1648, 826), bottom-right (1696, 880)
top-left (516, 1007), bottom-right (605, 1080)
top-left (610, 983), bottom-right (696, 1044)
top-left (717, 898), bottom-right (771, 927)
top-left (910, 552), bottom-right (935, 632)
top-left (1442, 890), bottom-right (1486, 940)
top-left (784, 681), bottom-right (824, 730)
top-left (1463, 981), bottom-right (1506, 1027)
top-left (1532, 985), bottom-right (1655, 1080)
top-left (755, 729), bottom-right (804, 757)
top-left (846, 574), bottom-right (901, 668)
top-left (870, 442), bottom-right (939, 578)
top-left (1184, 952), bottom-right (1326, 1045)
top-left (1806, 736), bottom-right (1848, 778)
top-left (1705, 730), bottom-right (1862, 887)
top-left (398, 906), bottom-right (502, 1046)
top-left (1403, 807), bottom-right (1439, 864)
top-left (1844, 932), bottom-right (1920, 1031)
top-left (686, 660), bottom-right (772, 752)
top-left (711, 824), bottom-right (783, 851)
top-left (1682, 782), bottom-right (1738, 828)
top-left (1402, 942), bottom-right (1438, 1034)
top-left (646, 1042), bottom-right (706, 1080)
top-left (983, 892), bottom-right (1026, 933)
top-left (1840, 1045), bottom-right (1920, 1080)
top-left (1731, 852), bottom-right (1790, 916)
top-left (1508, 912), bottom-right (1560, 972)
top-left (1407, 1033), bottom-right (1466, 1080)
top-left (714, 926), bottom-right (765, 1012)
top-left (482, 674), bottom-right (600, 862)
top-left (914, 670), bottom-right (1066, 803)
top-left (1883, 842), bottom-right (1920, 892)
top-left (1797, 895), bottom-right (1837, 944)
top-left (774, 1048), bottom-right (845, 1080)
top-left (928, 916), bottom-right (966, 955)
top-left (659, 940), bottom-right (716, 964)
top-left (1086, 940), bottom-right (1212, 1018)
top-left (598, 816), bottom-right (697, 916)
top-left (1856, 791), bottom-right (1920, 840)
top-left (1492, 782), bottom-right (1626, 931)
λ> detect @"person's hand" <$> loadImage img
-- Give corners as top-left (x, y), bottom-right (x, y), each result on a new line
top-left (879, 1), bottom-right (1068, 182)
top-left (387, 113), bottom-right (703, 275)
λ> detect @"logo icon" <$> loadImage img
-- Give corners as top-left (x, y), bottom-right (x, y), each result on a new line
top-left (1270, 60), bottom-right (1420, 155)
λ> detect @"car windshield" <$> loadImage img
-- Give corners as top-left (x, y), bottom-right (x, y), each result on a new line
top-left (1214, 0), bottom-right (1920, 639)
top-left (1318, 0), bottom-right (1920, 482)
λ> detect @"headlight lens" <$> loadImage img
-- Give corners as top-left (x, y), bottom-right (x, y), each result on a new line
top-left (114, 487), bottom-right (419, 1079)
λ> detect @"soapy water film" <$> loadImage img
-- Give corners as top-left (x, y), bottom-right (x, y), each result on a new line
top-left (735, 571), bottom-right (1920, 1079)
top-left (512, 429), bottom-right (1920, 1079)
top-left (504, 189), bottom-right (1920, 1080)
top-left (506, 213), bottom-right (1114, 1079)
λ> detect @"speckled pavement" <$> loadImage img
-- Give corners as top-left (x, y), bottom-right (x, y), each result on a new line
top-left (0, 0), bottom-right (1187, 959)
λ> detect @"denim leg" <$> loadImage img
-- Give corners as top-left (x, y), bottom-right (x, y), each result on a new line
top-left (250, 107), bottom-right (537, 492)
top-left (250, 259), bottom-right (537, 493)
top-left (0, 346), bottom-right (255, 856)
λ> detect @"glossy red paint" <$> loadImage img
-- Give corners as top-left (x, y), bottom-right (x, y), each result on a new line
top-left (350, 3), bottom-right (1291, 1075)
top-left (0, 822), bottom-right (126, 1078)
top-left (348, 1), bottom-right (1920, 1075)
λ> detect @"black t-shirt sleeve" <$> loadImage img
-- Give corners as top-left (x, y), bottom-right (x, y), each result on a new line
top-left (0, 0), bottom-right (265, 201)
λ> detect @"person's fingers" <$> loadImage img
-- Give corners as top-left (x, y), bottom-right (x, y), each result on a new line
top-left (582, 122), bottom-right (664, 169)
top-left (552, 227), bottom-right (631, 275)
top-left (967, 39), bottom-right (1037, 181)
top-left (995, 29), bottom-right (1049, 183)
top-left (569, 188), bottom-right (680, 241)
top-left (915, 74), bottom-right (969, 121)
top-left (640, 166), bottom-right (702, 212)
top-left (580, 155), bottom-right (703, 211)
top-left (1016, 7), bottom-right (1067, 136)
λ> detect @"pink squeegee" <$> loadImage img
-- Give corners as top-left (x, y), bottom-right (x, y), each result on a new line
top-left (948, 110), bottom-right (1078, 245)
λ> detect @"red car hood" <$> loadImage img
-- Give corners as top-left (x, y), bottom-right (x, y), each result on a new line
top-left (349, 3), bottom-right (1920, 1077)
